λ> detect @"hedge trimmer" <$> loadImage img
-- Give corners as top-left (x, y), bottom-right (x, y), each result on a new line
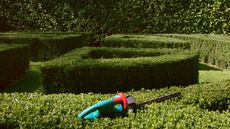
top-left (77, 92), bottom-right (181, 120)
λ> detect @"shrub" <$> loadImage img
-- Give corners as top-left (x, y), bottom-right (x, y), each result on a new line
top-left (0, 32), bottom-right (94, 61)
top-left (1, 0), bottom-right (229, 34)
top-left (0, 44), bottom-right (30, 88)
top-left (41, 47), bottom-right (199, 93)
top-left (182, 80), bottom-right (230, 112)
top-left (101, 34), bottom-right (191, 49)
top-left (158, 34), bottom-right (230, 69)
top-left (1, 80), bottom-right (230, 128)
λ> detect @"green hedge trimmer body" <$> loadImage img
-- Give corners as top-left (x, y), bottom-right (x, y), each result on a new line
top-left (78, 92), bottom-right (181, 120)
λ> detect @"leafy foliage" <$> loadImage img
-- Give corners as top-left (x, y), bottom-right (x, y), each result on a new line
top-left (102, 34), bottom-right (191, 49)
top-left (0, 32), bottom-right (94, 61)
top-left (1, 80), bottom-right (230, 128)
top-left (158, 34), bottom-right (230, 69)
top-left (41, 47), bottom-right (198, 93)
top-left (1, 32), bottom-right (230, 128)
top-left (0, 0), bottom-right (229, 34)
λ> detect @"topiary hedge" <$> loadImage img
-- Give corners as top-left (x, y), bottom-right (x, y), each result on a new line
top-left (1, 80), bottom-right (230, 128)
top-left (0, 44), bottom-right (30, 88)
top-left (0, 32), bottom-right (94, 61)
top-left (158, 34), bottom-right (230, 69)
top-left (101, 34), bottom-right (191, 49)
top-left (41, 47), bottom-right (199, 93)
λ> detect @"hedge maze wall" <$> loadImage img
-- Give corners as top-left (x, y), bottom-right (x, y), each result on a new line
top-left (41, 47), bottom-right (199, 93)
top-left (101, 34), bottom-right (191, 49)
top-left (156, 34), bottom-right (230, 69)
top-left (1, 32), bottom-right (230, 128)
top-left (0, 32), bottom-right (94, 61)
top-left (0, 44), bottom-right (30, 88)
top-left (3, 33), bottom-right (230, 93)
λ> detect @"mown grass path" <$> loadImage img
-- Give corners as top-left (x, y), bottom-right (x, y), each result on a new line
top-left (198, 63), bottom-right (230, 83)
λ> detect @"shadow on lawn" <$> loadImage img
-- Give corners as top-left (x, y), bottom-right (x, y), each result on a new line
top-left (199, 63), bottom-right (222, 71)
top-left (3, 67), bottom-right (43, 93)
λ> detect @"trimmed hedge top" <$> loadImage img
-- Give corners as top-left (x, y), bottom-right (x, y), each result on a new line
top-left (0, 32), bottom-right (94, 61)
top-left (45, 47), bottom-right (183, 65)
top-left (102, 34), bottom-right (191, 49)
top-left (0, 32), bottom-right (88, 44)
top-left (0, 44), bottom-right (28, 52)
top-left (104, 34), bottom-right (187, 43)
top-left (1, 80), bottom-right (230, 128)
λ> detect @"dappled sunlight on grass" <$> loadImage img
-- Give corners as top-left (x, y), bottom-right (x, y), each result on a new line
top-left (198, 63), bottom-right (230, 83)
top-left (199, 70), bottom-right (230, 83)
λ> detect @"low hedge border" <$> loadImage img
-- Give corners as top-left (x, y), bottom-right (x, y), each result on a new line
top-left (101, 34), bottom-right (191, 49)
top-left (157, 34), bottom-right (230, 69)
top-left (0, 44), bottom-right (30, 88)
top-left (41, 47), bottom-right (199, 93)
top-left (1, 80), bottom-right (230, 128)
top-left (0, 32), bottom-right (94, 61)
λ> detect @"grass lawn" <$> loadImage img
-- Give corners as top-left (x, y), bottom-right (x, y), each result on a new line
top-left (3, 62), bottom-right (230, 93)
top-left (199, 70), bottom-right (230, 83)
top-left (198, 63), bottom-right (230, 83)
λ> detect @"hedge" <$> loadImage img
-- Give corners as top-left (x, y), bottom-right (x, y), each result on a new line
top-left (101, 34), bottom-right (191, 49)
top-left (1, 80), bottom-right (230, 128)
top-left (41, 47), bottom-right (199, 93)
top-left (1, 0), bottom-right (229, 34)
top-left (0, 32), bottom-right (94, 61)
top-left (157, 34), bottom-right (230, 69)
top-left (0, 44), bottom-right (30, 88)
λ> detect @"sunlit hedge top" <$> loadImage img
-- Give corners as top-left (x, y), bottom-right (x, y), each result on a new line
top-left (1, 80), bottom-right (230, 128)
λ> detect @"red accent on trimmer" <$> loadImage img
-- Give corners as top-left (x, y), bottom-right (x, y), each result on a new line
top-left (113, 92), bottom-right (128, 109)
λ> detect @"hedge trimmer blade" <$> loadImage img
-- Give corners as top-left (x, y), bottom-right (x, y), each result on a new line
top-left (126, 92), bottom-right (181, 113)
top-left (137, 92), bottom-right (181, 107)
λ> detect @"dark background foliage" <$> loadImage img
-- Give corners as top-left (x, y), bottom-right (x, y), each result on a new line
top-left (0, 0), bottom-right (229, 34)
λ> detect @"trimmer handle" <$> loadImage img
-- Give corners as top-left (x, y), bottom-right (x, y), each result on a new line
top-left (77, 92), bottom-right (128, 120)
top-left (113, 92), bottom-right (128, 109)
